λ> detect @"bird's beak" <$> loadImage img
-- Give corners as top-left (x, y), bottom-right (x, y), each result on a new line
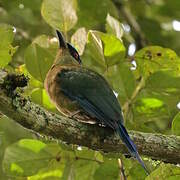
top-left (56, 30), bottom-right (67, 49)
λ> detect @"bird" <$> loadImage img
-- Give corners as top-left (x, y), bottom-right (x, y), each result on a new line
top-left (44, 30), bottom-right (149, 174)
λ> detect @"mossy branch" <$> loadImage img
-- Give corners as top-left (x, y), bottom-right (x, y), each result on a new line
top-left (0, 70), bottom-right (180, 164)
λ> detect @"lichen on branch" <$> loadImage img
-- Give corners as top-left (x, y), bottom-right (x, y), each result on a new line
top-left (0, 69), bottom-right (180, 164)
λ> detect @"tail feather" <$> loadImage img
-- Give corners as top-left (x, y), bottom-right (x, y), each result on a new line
top-left (116, 123), bottom-right (149, 175)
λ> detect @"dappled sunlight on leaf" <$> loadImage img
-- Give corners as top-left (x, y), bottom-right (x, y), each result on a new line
top-left (41, 0), bottom-right (77, 32)
top-left (1, 0), bottom-right (180, 179)
top-left (10, 163), bottom-right (24, 175)
top-left (136, 98), bottom-right (164, 114)
top-left (172, 112), bottom-right (180, 136)
top-left (134, 46), bottom-right (180, 79)
top-left (3, 140), bottom-right (62, 177)
top-left (84, 30), bottom-right (126, 71)
top-left (19, 139), bottom-right (46, 153)
top-left (24, 35), bottom-right (58, 82)
top-left (106, 13), bottom-right (124, 40)
top-left (0, 25), bottom-right (17, 68)
top-left (71, 27), bottom-right (87, 55)
top-left (146, 163), bottom-right (180, 180)
top-left (31, 88), bottom-right (56, 111)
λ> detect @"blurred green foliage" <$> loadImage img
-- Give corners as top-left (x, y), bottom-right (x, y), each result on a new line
top-left (0, 0), bottom-right (180, 179)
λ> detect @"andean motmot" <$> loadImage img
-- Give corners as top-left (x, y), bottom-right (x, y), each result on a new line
top-left (44, 30), bottom-right (149, 174)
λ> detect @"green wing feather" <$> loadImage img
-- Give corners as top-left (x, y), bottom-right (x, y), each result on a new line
top-left (57, 67), bottom-right (149, 174)
top-left (57, 67), bottom-right (124, 126)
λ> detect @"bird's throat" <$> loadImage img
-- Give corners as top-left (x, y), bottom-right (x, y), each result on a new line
top-left (53, 49), bottom-right (78, 67)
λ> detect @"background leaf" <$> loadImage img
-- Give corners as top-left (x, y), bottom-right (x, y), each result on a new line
top-left (105, 63), bottom-right (136, 104)
top-left (106, 14), bottom-right (124, 40)
top-left (77, 0), bottom-right (118, 29)
top-left (1, 0), bottom-right (180, 179)
top-left (0, 25), bottom-right (17, 68)
top-left (94, 158), bottom-right (119, 180)
top-left (134, 46), bottom-right (179, 79)
top-left (71, 27), bottom-right (87, 55)
top-left (3, 139), bottom-right (62, 177)
top-left (31, 88), bottom-right (57, 112)
top-left (172, 112), bottom-right (180, 136)
top-left (146, 163), bottom-right (180, 180)
top-left (83, 30), bottom-right (126, 73)
top-left (24, 35), bottom-right (58, 82)
top-left (41, 0), bottom-right (78, 32)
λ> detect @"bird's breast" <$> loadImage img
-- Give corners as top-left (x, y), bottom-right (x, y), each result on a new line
top-left (44, 66), bottom-right (78, 116)
top-left (44, 65), bottom-right (97, 124)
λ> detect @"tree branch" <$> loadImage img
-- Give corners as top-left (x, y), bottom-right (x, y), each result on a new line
top-left (122, 77), bottom-right (145, 121)
top-left (0, 70), bottom-right (180, 164)
top-left (113, 0), bottom-right (148, 49)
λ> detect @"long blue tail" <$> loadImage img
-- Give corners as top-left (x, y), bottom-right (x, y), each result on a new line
top-left (116, 123), bottom-right (149, 174)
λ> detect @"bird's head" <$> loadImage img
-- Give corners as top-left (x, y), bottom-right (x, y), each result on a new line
top-left (56, 30), bottom-right (81, 65)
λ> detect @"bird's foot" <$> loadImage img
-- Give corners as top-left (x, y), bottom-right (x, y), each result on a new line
top-left (68, 111), bottom-right (97, 124)
top-left (68, 110), bottom-right (81, 119)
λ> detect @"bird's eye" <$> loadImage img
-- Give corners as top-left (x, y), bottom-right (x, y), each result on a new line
top-left (67, 42), bottom-right (81, 64)
top-left (74, 52), bottom-right (79, 60)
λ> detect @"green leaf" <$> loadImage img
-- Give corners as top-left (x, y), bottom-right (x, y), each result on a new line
top-left (3, 139), bottom-right (61, 177)
top-left (24, 43), bottom-right (54, 82)
top-left (94, 158), bottom-right (119, 180)
top-left (77, 0), bottom-right (118, 29)
top-left (74, 161), bottom-right (99, 180)
top-left (23, 34), bottom-right (58, 83)
top-left (135, 46), bottom-right (180, 79)
top-left (31, 88), bottom-right (56, 111)
top-left (172, 112), bottom-right (180, 136)
top-left (121, 156), bottom-right (148, 179)
top-left (41, 0), bottom-right (78, 32)
top-left (100, 32), bottom-right (126, 66)
top-left (146, 163), bottom-right (180, 180)
top-left (134, 70), bottom-right (180, 132)
top-left (0, 25), bottom-right (17, 68)
top-left (75, 148), bottom-right (103, 163)
top-left (33, 35), bottom-right (58, 52)
top-left (71, 27), bottom-right (87, 55)
top-left (86, 31), bottom-right (105, 68)
top-left (128, 164), bottom-right (147, 180)
top-left (29, 168), bottom-right (63, 180)
top-left (106, 14), bottom-right (124, 40)
top-left (29, 158), bottom-right (66, 180)
top-left (24, 35), bottom-right (58, 83)
top-left (84, 30), bottom-right (126, 71)
top-left (106, 63), bottom-right (136, 104)
top-left (0, 116), bottom-right (33, 179)
top-left (59, 148), bottom-right (102, 180)
top-left (134, 97), bottom-right (166, 116)
top-left (146, 70), bottom-right (180, 93)
top-left (132, 93), bottom-right (172, 132)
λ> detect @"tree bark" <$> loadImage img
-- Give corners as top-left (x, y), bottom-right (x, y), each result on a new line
top-left (0, 70), bottom-right (180, 164)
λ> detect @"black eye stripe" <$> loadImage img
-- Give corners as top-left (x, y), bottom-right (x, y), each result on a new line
top-left (67, 43), bottom-right (79, 59)
top-left (67, 42), bottom-right (81, 64)
top-left (74, 52), bottom-right (79, 58)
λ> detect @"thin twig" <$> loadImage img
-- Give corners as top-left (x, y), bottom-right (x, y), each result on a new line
top-left (122, 77), bottom-right (145, 120)
top-left (118, 158), bottom-right (127, 180)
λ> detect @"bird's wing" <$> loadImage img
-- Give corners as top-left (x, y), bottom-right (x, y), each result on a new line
top-left (57, 67), bottom-right (124, 128)
top-left (57, 67), bottom-right (149, 173)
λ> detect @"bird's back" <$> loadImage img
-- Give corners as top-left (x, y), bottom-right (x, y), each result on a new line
top-left (55, 66), bottom-right (124, 126)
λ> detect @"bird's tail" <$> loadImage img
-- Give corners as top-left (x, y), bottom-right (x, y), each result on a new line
top-left (116, 123), bottom-right (149, 175)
